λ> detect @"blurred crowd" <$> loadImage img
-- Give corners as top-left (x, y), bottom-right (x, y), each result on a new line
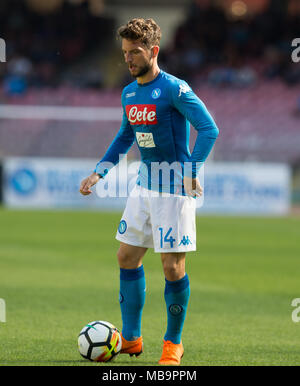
top-left (160, 0), bottom-right (300, 88)
top-left (0, 0), bottom-right (300, 95)
top-left (0, 0), bottom-right (114, 94)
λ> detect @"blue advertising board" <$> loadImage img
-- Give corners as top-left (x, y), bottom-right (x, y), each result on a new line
top-left (3, 158), bottom-right (291, 215)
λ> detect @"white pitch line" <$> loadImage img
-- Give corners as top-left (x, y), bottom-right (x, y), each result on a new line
top-left (0, 105), bottom-right (122, 121)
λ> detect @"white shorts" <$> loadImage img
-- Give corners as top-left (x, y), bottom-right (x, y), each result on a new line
top-left (116, 185), bottom-right (196, 253)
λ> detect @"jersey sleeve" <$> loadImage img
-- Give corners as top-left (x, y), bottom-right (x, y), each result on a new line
top-left (94, 91), bottom-right (135, 178)
top-left (170, 80), bottom-right (219, 178)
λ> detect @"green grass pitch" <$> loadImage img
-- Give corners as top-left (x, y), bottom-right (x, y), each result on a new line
top-left (0, 208), bottom-right (300, 366)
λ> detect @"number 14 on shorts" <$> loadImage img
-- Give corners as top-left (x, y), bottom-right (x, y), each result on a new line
top-left (159, 227), bottom-right (176, 249)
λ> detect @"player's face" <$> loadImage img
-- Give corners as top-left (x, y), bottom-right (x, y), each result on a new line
top-left (122, 39), bottom-right (153, 78)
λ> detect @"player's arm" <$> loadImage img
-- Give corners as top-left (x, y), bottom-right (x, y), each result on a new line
top-left (94, 111), bottom-right (134, 178)
top-left (80, 98), bottom-right (134, 196)
top-left (170, 81), bottom-right (219, 196)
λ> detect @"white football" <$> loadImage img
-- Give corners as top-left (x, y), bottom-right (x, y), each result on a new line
top-left (78, 321), bottom-right (122, 362)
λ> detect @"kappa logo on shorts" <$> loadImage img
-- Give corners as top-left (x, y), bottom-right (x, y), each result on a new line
top-left (178, 235), bottom-right (192, 246)
top-left (118, 220), bottom-right (127, 234)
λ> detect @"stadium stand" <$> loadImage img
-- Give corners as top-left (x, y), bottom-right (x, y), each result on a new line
top-left (0, 0), bottom-right (115, 91)
top-left (0, 0), bottom-right (299, 166)
top-left (0, 79), bottom-right (299, 165)
top-left (159, 0), bottom-right (300, 86)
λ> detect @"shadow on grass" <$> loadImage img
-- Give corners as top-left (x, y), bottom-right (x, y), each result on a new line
top-left (0, 359), bottom-right (157, 366)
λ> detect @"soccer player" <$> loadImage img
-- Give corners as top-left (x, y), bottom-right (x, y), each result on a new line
top-left (80, 18), bottom-right (219, 365)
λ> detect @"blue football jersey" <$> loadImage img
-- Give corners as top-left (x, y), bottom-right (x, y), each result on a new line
top-left (95, 70), bottom-right (219, 194)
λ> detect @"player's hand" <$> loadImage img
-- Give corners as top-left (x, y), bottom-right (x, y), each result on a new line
top-left (79, 173), bottom-right (101, 196)
top-left (183, 176), bottom-right (203, 198)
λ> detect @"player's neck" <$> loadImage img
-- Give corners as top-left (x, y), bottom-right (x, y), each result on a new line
top-left (137, 65), bottom-right (160, 85)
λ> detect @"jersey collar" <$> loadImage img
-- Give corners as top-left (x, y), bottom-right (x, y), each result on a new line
top-left (137, 70), bottom-right (162, 87)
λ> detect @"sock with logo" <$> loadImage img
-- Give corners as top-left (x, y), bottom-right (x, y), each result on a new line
top-left (119, 265), bottom-right (146, 341)
top-left (164, 274), bottom-right (190, 344)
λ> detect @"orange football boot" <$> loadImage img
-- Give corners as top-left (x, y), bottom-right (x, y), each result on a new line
top-left (120, 333), bottom-right (144, 357)
top-left (158, 340), bottom-right (184, 365)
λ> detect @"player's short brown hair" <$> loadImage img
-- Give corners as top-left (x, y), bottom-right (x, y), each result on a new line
top-left (117, 18), bottom-right (161, 48)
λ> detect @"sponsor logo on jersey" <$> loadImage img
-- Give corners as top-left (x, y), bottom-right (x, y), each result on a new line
top-left (126, 91), bottom-right (136, 98)
top-left (151, 88), bottom-right (161, 99)
top-left (136, 132), bottom-right (156, 148)
top-left (178, 83), bottom-right (191, 97)
top-left (126, 104), bottom-right (157, 125)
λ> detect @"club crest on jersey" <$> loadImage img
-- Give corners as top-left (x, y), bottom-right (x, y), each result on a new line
top-left (178, 83), bottom-right (191, 97)
top-left (151, 88), bottom-right (161, 99)
top-left (126, 104), bottom-right (157, 125)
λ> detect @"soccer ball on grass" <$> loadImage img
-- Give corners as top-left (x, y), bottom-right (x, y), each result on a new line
top-left (78, 321), bottom-right (122, 362)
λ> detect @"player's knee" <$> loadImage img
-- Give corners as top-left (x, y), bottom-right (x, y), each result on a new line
top-left (162, 260), bottom-right (184, 281)
top-left (117, 247), bottom-right (144, 269)
top-left (117, 248), bottom-right (129, 267)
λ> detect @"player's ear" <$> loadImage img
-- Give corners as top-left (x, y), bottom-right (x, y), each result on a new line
top-left (151, 45), bottom-right (159, 58)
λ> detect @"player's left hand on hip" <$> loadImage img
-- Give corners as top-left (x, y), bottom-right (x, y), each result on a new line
top-left (183, 176), bottom-right (203, 197)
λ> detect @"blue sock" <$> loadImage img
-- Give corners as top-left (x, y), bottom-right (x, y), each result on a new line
top-left (164, 274), bottom-right (190, 344)
top-left (119, 265), bottom-right (146, 341)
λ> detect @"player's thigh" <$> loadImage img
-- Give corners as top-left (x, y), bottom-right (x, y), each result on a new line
top-left (150, 194), bottom-right (196, 253)
top-left (117, 242), bottom-right (147, 269)
top-left (161, 252), bottom-right (186, 281)
top-left (116, 185), bottom-right (154, 249)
